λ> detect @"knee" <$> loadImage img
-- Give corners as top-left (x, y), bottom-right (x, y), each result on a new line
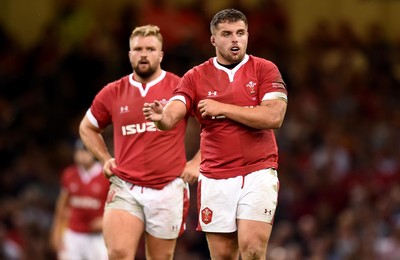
top-left (241, 246), bottom-right (265, 260)
top-left (107, 246), bottom-right (131, 260)
top-left (240, 237), bottom-right (269, 260)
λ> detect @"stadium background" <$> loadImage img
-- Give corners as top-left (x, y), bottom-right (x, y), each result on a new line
top-left (1, 0), bottom-right (400, 259)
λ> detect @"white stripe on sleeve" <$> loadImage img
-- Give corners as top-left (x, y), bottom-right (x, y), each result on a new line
top-left (169, 95), bottom-right (187, 105)
top-left (86, 109), bottom-right (99, 128)
top-left (262, 92), bottom-right (288, 102)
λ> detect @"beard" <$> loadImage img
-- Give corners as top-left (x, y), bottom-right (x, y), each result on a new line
top-left (133, 62), bottom-right (157, 79)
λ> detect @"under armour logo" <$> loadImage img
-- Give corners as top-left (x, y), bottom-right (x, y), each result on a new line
top-left (171, 225), bottom-right (179, 231)
top-left (264, 209), bottom-right (272, 216)
top-left (120, 106), bottom-right (129, 113)
top-left (208, 91), bottom-right (217, 96)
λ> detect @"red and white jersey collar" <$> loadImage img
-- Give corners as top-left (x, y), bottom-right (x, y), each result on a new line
top-left (77, 162), bottom-right (103, 184)
top-left (129, 70), bottom-right (167, 97)
top-left (212, 54), bottom-right (249, 82)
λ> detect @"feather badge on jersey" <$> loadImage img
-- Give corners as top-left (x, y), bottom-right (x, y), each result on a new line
top-left (246, 81), bottom-right (257, 96)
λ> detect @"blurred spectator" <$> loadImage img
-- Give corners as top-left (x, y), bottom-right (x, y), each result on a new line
top-left (50, 140), bottom-right (109, 260)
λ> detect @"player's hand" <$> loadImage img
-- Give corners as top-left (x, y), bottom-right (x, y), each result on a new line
top-left (50, 233), bottom-right (64, 252)
top-left (181, 161), bottom-right (200, 184)
top-left (198, 99), bottom-right (224, 118)
top-left (103, 158), bottom-right (117, 178)
top-left (89, 217), bottom-right (103, 232)
top-left (143, 100), bottom-right (163, 122)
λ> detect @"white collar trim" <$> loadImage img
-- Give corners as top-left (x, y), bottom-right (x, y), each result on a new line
top-left (213, 54), bottom-right (249, 82)
top-left (129, 70), bottom-right (166, 96)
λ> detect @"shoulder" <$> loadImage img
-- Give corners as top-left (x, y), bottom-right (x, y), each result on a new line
top-left (247, 55), bottom-right (282, 78)
top-left (61, 165), bottom-right (78, 181)
top-left (104, 75), bottom-right (130, 89)
top-left (184, 58), bottom-right (214, 77)
top-left (249, 55), bottom-right (278, 69)
top-left (165, 71), bottom-right (181, 83)
top-left (95, 75), bottom-right (130, 98)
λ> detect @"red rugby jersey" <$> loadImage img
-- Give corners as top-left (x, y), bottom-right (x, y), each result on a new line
top-left (88, 71), bottom-right (187, 189)
top-left (62, 162), bottom-right (109, 233)
top-left (173, 55), bottom-right (287, 179)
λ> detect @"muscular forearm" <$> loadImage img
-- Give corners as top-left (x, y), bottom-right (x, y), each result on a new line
top-left (82, 132), bottom-right (112, 164)
top-left (155, 101), bottom-right (187, 130)
top-left (154, 114), bottom-right (171, 130)
top-left (79, 118), bottom-right (112, 164)
top-left (154, 110), bottom-right (176, 130)
top-left (222, 100), bottom-right (287, 129)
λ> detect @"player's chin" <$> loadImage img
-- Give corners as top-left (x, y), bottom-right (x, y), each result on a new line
top-left (228, 52), bottom-right (243, 62)
top-left (136, 65), bottom-right (149, 73)
top-left (136, 68), bottom-right (154, 78)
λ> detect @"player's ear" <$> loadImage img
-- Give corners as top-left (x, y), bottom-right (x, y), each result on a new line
top-left (210, 36), bottom-right (215, 46)
top-left (159, 51), bottom-right (164, 62)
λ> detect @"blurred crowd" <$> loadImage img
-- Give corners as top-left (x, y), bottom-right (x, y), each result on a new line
top-left (1, 0), bottom-right (400, 259)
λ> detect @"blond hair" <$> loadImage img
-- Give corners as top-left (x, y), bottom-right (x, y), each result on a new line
top-left (130, 25), bottom-right (163, 45)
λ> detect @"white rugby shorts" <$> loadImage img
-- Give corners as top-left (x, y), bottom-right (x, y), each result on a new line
top-left (60, 229), bottom-right (108, 260)
top-left (106, 175), bottom-right (189, 239)
top-left (198, 168), bottom-right (279, 233)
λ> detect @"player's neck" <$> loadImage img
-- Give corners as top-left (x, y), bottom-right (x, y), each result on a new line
top-left (217, 61), bottom-right (240, 70)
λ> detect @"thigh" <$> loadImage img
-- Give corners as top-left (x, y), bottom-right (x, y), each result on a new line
top-left (103, 209), bottom-right (144, 259)
top-left (145, 233), bottom-right (177, 260)
top-left (237, 219), bottom-right (272, 259)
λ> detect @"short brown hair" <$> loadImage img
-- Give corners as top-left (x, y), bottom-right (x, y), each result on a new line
top-left (210, 9), bottom-right (248, 34)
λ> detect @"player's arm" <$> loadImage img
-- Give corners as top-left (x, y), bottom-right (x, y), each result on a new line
top-left (181, 149), bottom-right (201, 184)
top-left (50, 189), bottom-right (70, 252)
top-left (79, 115), bottom-right (115, 178)
top-left (143, 99), bottom-right (187, 130)
top-left (198, 98), bottom-right (287, 129)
